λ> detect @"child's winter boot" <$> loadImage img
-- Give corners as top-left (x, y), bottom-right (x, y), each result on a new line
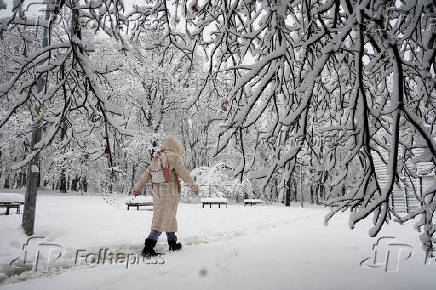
top-left (142, 238), bottom-right (160, 257)
top-left (168, 239), bottom-right (182, 251)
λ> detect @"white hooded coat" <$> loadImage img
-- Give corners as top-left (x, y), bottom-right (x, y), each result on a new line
top-left (134, 136), bottom-right (197, 232)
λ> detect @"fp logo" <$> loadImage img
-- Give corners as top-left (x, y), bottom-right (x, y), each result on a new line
top-left (360, 236), bottom-right (414, 272)
top-left (9, 236), bottom-right (64, 272)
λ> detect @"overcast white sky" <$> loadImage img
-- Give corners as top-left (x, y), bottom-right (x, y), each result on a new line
top-left (0, 0), bottom-right (45, 17)
top-left (0, 0), bottom-right (13, 17)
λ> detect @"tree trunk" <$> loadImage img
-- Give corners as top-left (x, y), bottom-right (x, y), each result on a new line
top-left (285, 178), bottom-right (291, 206)
top-left (131, 163), bottom-right (136, 192)
top-left (4, 174), bottom-right (9, 188)
top-left (60, 169), bottom-right (67, 193)
top-left (22, 118), bottom-right (42, 236)
top-left (82, 177), bottom-right (88, 193)
top-left (71, 176), bottom-right (79, 191)
top-left (22, 2), bottom-right (50, 235)
top-left (310, 185), bottom-right (314, 204)
top-left (20, 170), bottom-right (26, 188)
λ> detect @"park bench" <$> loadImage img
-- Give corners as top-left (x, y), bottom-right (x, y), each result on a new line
top-left (126, 196), bottom-right (153, 210)
top-left (201, 198), bottom-right (228, 208)
top-left (0, 193), bottom-right (25, 215)
top-left (0, 202), bottom-right (22, 215)
top-left (244, 199), bottom-right (262, 207)
top-left (126, 202), bottom-right (153, 210)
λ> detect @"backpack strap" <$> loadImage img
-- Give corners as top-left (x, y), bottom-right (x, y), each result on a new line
top-left (155, 150), bottom-right (181, 191)
top-left (173, 170), bottom-right (181, 193)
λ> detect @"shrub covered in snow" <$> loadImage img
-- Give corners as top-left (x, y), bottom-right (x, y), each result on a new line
top-left (181, 162), bottom-right (254, 203)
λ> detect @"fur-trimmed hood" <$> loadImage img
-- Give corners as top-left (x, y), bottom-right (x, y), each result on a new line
top-left (161, 136), bottom-right (184, 156)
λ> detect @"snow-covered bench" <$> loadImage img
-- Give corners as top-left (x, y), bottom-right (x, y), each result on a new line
top-left (0, 202), bottom-right (21, 215)
top-left (0, 193), bottom-right (24, 215)
top-left (201, 198), bottom-right (228, 208)
top-left (244, 199), bottom-right (262, 207)
top-left (126, 196), bottom-right (153, 210)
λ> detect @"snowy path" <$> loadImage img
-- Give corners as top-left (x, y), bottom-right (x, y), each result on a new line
top-left (0, 192), bottom-right (435, 289)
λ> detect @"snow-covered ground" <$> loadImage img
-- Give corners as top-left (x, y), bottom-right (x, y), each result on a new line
top-left (0, 190), bottom-right (435, 290)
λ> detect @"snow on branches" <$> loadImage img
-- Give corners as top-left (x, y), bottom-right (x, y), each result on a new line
top-left (1, 0), bottom-right (435, 252)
